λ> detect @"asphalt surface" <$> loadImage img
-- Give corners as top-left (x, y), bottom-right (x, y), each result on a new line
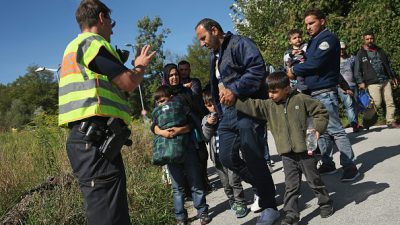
top-left (187, 125), bottom-right (400, 225)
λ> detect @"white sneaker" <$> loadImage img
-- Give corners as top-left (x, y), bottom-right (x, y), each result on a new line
top-left (251, 195), bottom-right (262, 213)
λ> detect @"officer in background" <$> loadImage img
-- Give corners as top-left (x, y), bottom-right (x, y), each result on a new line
top-left (58, 0), bottom-right (155, 224)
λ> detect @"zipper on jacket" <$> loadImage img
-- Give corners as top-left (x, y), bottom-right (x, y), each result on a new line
top-left (284, 99), bottom-right (295, 151)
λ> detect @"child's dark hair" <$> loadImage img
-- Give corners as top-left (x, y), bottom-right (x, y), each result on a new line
top-left (266, 72), bottom-right (290, 90)
top-left (287, 29), bottom-right (302, 40)
top-left (153, 85), bottom-right (172, 102)
top-left (202, 84), bottom-right (213, 105)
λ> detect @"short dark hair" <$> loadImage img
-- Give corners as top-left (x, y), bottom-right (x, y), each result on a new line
top-left (195, 18), bottom-right (224, 33)
top-left (362, 31), bottom-right (375, 37)
top-left (287, 29), bottom-right (302, 40)
top-left (304, 8), bottom-right (326, 20)
top-left (75, 0), bottom-right (111, 30)
top-left (202, 85), bottom-right (213, 105)
top-left (178, 60), bottom-right (190, 68)
top-left (153, 85), bottom-right (172, 102)
top-left (266, 72), bottom-right (290, 90)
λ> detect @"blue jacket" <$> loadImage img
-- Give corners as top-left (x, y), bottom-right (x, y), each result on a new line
top-left (209, 32), bottom-right (268, 114)
top-left (293, 29), bottom-right (340, 91)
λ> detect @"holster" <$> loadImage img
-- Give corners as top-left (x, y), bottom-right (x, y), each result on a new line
top-left (99, 118), bottom-right (132, 162)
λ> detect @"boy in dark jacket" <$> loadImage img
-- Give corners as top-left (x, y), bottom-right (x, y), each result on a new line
top-left (235, 72), bottom-right (334, 224)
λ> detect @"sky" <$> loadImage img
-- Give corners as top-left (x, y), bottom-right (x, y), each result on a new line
top-left (0, 0), bottom-right (236, 84)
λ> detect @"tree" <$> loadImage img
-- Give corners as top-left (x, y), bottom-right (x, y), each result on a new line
top-left (184, 37), bottom-right (211, 87)
top-left (128, 16), bottom-right (170, 117)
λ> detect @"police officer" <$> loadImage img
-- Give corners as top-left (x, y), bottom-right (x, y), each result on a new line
top-left (59, 0), bottom-right (155, 224)
top-left (288, 8), bottom-right (359, 183)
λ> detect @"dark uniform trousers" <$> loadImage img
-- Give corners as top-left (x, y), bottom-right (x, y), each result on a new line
top-left (66, 124), bottom-right (131, 225)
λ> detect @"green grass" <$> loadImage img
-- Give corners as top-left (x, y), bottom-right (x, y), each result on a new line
top-left (0, 115), bottom-right (174, 225)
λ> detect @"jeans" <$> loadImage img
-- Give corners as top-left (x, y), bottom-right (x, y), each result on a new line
top-left (66, 125), bottom-right (131, 225)
top-left (313, 91), bottom-right (355, 168)
top-left (282, 152), bottom-right (332, 217)
top-left (338, 86), bottom-right (358, 126)
top-left (168, 147), bottom-right (208, 220)
top-left (367, 80), bottom-right (396, 123)
top-left (217, 107), bottom-right (277, 209)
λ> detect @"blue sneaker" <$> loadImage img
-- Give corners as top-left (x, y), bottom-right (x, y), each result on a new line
top-left (256, 208), bottom-right (280, 225)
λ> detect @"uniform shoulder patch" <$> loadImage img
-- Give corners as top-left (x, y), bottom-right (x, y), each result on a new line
top-left (318, 41), bottom-right (330, 50)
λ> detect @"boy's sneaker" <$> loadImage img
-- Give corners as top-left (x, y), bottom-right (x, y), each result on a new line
top-left (234, 203), bottom-right (250, 218)
top-left (176, 219), bottom-right (188, 225)
top-left (320, 204), bottom-right (334, 218)
top-left (255, 208), bottom-right (280, 225)
top-left (280, 214), bottom-right (299, 225)
top-left (251, 195), bottom-right (262, 213)
top-left (318, 163), bottom-right (337, 175)
top-left (341, 165), bottom-right (360, 182)
top-left (199, 212), bottom-right (212, 225)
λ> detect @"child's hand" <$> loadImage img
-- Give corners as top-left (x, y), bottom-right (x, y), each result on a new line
top-left (207, 114), bottom-right (217, 125)
top-left (292, 49), bottom-right (303, 56)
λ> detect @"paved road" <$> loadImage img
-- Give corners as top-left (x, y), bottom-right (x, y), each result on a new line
top-left (187, 125), bottom-right (400, 225)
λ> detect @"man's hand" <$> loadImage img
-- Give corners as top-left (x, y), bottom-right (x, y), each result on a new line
top-left (287, 66), bottom-right (296, 80)
top-left (391, 78), bottom-right (398, 87)
top-left (183, 82), bottom-right (193, 88)
top-left (219, 88), bottom-right (236, 106)
top-left (132, 45), bottom-right (156, 69)
top-left (345, 89), bottom-right (354, 96)
top-left (358, 82), bottom-right (366, 90)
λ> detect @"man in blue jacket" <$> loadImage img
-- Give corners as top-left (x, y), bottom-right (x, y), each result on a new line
top-left (195, 18), bottom-right (279, 225)
top-left (288, 8), bottom-right (360, 182)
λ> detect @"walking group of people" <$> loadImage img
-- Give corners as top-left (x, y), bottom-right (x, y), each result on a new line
top-left (59, 1), bottom-right (399, 225)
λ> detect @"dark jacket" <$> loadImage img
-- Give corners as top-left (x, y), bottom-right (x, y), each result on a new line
top-left (209, 32), bottom-right (268, 115)
top-left (235, 91), bottom-right (328, 154)
top-left (354, 47), bottom-right (396, 85)
top-left (293, 29), bottom-right (340, 91)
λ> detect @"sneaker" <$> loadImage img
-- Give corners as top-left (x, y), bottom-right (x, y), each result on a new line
top-left (176, 219), bottom-right (187, 225)
top-left (320, 204), bottom-right (334, 218)
top-left (234, 203), bottom-right (250, 218)
top-left (387, 121), bottom-right (400, 129)
top-left (256, 208), bottom-right (280, 225)
top-left (318, 163), bottom-right (337, 175)
top-left (341, 165), bottom-right (360, 182)
top-left (251, 195), bottom-right (262, 213)
top-left (199, 212), bottom-right (212, 225)
top-left (280, 214), bottom-right (299, 225)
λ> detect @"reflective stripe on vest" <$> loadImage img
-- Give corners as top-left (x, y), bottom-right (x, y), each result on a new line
top-left (59, 32), bottom-right (131, 126)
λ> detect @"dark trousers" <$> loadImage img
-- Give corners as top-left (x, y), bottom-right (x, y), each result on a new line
top-left (218, 107), bottom-right (277, 209)
top-left (282, 152), bottom-right (332, 217)
top-left (66, 125), bottom-right (131, 225)
top-left (215, 159), bottom-right (246, 205)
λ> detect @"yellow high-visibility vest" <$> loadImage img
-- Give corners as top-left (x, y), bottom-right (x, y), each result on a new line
top-left (59, 32), bottom-right (131, 127)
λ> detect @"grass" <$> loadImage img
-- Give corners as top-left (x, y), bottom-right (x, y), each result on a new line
top-left (0, 114), bottom-right (175, 225)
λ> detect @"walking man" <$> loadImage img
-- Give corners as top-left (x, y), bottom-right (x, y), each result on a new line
top-left (288, 8), bottom-right (360, 182)
top-left (354, 31), bottom-right (399, 129)
top-left (195, 18), bottom-right (279, 225)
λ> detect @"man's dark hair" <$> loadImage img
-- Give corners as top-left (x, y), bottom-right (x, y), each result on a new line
top-left (153, 85), bottom-right (172, 102)
top-left (178, 60), bottom-right (191, 68)
top-left (362, 31), bottom-right (375, 37)
top-left (76, 0), bottom-right (111, 30)
top-left (304, 8), bottom-right (326, 20)
top-left (287, 29), bottom-right (302, 40)
top-left (266, 72), bottom-right (290, 90)
top-left (195, 18), bottom-right (224, 33)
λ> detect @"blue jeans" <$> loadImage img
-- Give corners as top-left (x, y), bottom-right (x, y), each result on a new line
top-left (313, 91), bottom-right (355, 168)
top-left (167, 147), bottom-right (208, 220)
top-left (217, 107), bottom-right (276, 209)
top-left (338, 86), bottom-right (358, 126)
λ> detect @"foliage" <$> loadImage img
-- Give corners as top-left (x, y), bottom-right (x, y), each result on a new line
top-left (0, 116), bottom-right (174, 224)
top-left (128, 16), bottom-right (171, 117)
top-left (0, 66), bottom-right (58, 130)
top-left (184, 37), bottom-right (211, 87)
top-left (230, 0), bottom-right (400, 72)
